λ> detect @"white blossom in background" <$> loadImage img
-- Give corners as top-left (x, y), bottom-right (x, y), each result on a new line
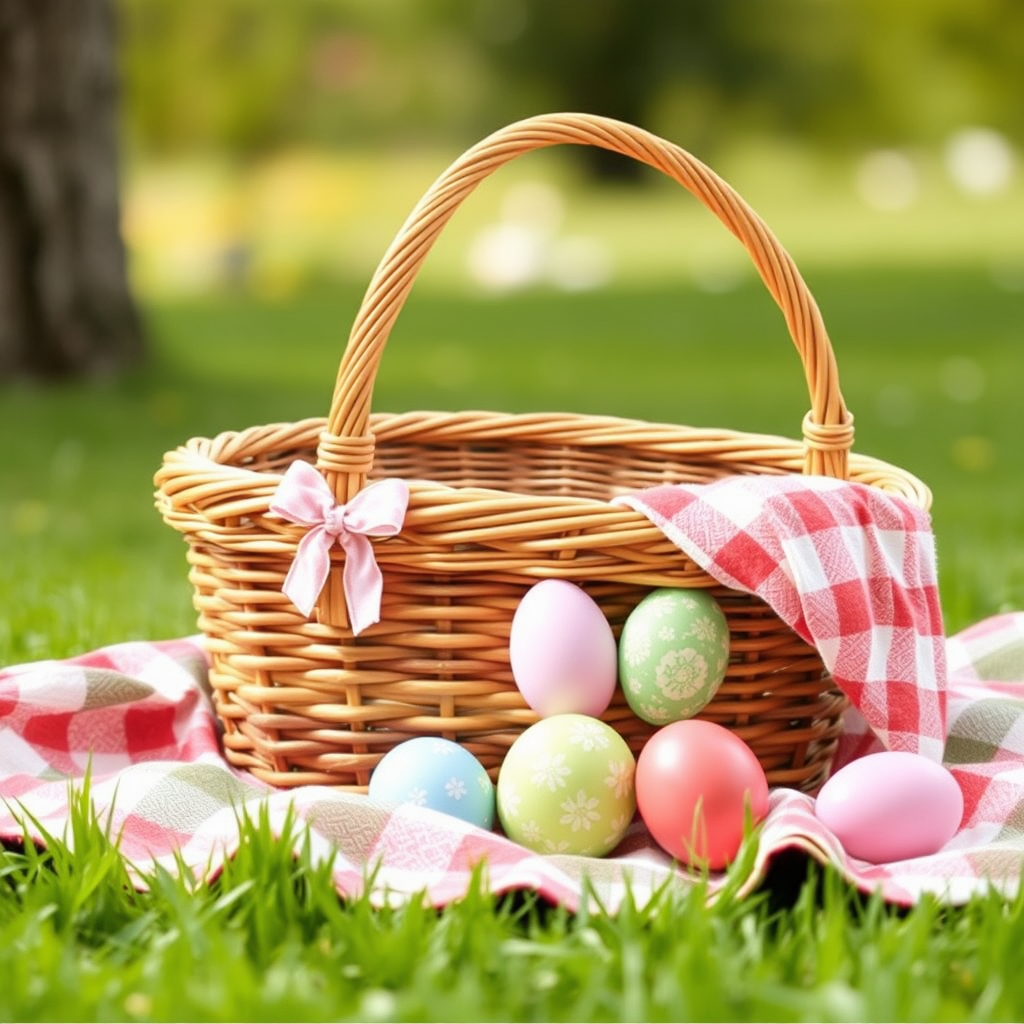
top-left (945, 127), bottom-right (1015, 197)
top-left (467, 222), bottom-right (548, 290)
top-left (466, 180), bottom-right (613, 293)
top-left (855, 149), bottom-right (920, 211)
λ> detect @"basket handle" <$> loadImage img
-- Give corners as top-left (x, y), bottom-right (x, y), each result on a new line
top-left (317, 112), bottom-right (853, 503)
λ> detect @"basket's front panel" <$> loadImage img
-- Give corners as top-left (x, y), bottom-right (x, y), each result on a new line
top-left (160, 412), bottom-right (868, 794)
top-left (190, 540), bottom-right (842, 792)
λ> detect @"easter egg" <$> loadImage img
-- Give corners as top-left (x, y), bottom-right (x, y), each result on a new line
top-left (635, 719), bottom-right (769, 870)
top-left (496, 714), bottom-right (636, 856)
top-left (814, 751), bottom-right (964, 863)
top-left (368, 737), bottom-right (495, 830)
top-left (619, 588), bottom-right (730, 725)
top-left (509, 580), bottom-right (618, 718)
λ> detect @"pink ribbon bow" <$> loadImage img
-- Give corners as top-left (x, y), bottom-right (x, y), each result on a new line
top-left (269, 461), bottom-right (410, 634)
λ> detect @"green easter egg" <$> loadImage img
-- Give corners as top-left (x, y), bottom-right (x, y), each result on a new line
top-left (619, 588), bottom-right (730, 725)
top-left (496, 714), bottom-right (636, 857)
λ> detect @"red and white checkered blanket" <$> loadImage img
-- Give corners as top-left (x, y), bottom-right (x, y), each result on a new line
top-left (615, 476), bottom-right (948, 765)
top-left (2, 477), bottom-right (1023, 909)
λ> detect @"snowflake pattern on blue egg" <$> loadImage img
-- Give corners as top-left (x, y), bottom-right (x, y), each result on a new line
top-left (368, 736), bottom-right (495, 830)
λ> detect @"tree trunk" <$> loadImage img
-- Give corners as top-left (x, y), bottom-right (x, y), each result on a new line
top-left (0, 0), bottom-right (144, 381)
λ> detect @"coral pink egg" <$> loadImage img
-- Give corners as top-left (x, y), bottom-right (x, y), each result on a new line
top-left (636, 720), bottom-right (769, 870)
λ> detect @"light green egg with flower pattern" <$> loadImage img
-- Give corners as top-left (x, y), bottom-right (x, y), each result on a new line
top-left (618, 588), bottom-right (730, 725)
top-left (496, 714), bottom-right (636, 857)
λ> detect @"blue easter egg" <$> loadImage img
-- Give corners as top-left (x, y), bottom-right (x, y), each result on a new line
top-left (368, 737), bottom-right (495, 830)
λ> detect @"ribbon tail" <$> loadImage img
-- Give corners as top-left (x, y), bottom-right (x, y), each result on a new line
top-left (340, 533), bottom-right (383, 636)
top-left (282, 525), bottom-right (334, 617)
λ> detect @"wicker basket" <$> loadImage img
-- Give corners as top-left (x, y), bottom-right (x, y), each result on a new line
top-left (155, 113), bottom-right (930, 795)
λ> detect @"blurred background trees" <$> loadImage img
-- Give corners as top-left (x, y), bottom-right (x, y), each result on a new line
top-left (119, 0), bottom-right (1023, 160)
top-left (111, 0), bottom-right (1022, 306)
top-left (4, 0), bottom-right (1021, 377)
top-left (0, 0), bottom-right (143, 379)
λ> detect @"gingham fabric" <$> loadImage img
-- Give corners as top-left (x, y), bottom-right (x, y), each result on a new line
top-left (1, 475), bottom-right (1022, 910)
top-left (1, 617), bottom-right (1023, 909)
top-left (615, 476), bottom-right (947, 762)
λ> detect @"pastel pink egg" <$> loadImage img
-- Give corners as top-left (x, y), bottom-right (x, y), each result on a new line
top-left (814, 751), bottom-right (964, 864)
top-left (509, 580), bottom-right (617, 718)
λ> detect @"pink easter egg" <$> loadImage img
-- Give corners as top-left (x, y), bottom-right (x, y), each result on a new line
top-left (509, 580), bottom-right (617, 718)
top-left (814, 750), bottom-right (964, 864)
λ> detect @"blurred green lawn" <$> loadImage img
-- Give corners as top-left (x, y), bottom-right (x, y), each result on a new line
top-left (1, 268), bottom-right (1021, 664)
top-left (1, 146), bottom-right (1022, 662)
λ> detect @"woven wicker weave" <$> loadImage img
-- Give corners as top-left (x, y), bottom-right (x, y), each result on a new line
top-left (155, 113), bottom-right (931, 794)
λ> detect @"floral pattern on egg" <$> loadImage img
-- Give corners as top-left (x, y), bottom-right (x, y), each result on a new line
top-left (496, 714), bottom-right (636, 857)
top-left (619, 588), bottom-right (730, 725)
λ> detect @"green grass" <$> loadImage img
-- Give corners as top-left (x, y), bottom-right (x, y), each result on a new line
top-left (1, 790), bottom-right (1022, 1022)
top-left (1, 254), bottom-right (1023, 1019)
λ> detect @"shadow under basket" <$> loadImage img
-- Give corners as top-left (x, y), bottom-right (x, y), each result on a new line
top-left (154, 114), bottom-right (932, 795)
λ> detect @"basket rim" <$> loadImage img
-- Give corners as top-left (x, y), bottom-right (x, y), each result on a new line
top-left (155, 408), bottom-right (932, 517)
